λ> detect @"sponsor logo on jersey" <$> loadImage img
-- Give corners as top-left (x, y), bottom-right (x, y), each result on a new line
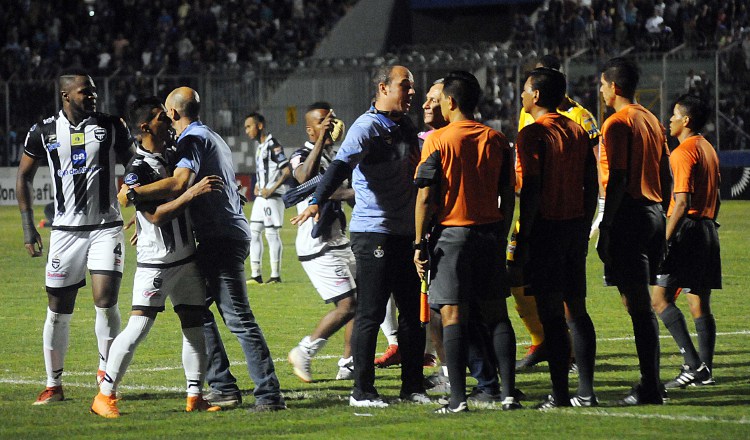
top-left (124, 173), bottom-right (139, 185)
top-left (71, 133), bottom-right (85, 146)
top-left (143, 290), bottom-right (161, 299)
top-left (374, 246), bottom-right (384, 258)
top-left (114, 258), bottom-right (122, 266)
top-left (56, 164), bottom-right (101, 177)
top-left (51, 257), bottom-right (61, 269)
top-left (94, 127), bottom-right (107, 142)
top-left (46, 142), bottom-right (60, 152)
top-left (47, 271), bottom-right (68, 279)
top-left (71, 149), bottom-right (87, 166)
top-left (43, 116), bottom-right (55, 124)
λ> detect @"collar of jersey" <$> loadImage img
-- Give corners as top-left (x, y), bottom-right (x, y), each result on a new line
top-left (59, 110), bottom-right (92, 130)
top-left (136, 145), bottom-right (167, 162)
top-left (177, 120), bottom-right (204, 142)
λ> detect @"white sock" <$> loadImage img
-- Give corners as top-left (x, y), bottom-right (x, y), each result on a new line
top-left (95, 305), bottom-right (121, 371)
top-left (380, 296), bottom-right (399, 346)
top-left (300, 336), bottom-right (327, 357)
top-left (43, 308), bottom-right (72, 388)
top-left (425, 329), bottom-right (436, 355)
top-left (182, 326), bottom-right (206, 397)
top-left (100, 315), bottom-right (153, 396)
top-left (266, 228), bottom-right (282, 277)
top-left (250, 222), bottom-right (264, 277)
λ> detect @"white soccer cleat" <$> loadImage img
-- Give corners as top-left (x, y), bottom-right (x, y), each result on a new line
top-left (288, 346), bottom-right (313, 383)
top-left (336, 357), bottom-right (354, 380)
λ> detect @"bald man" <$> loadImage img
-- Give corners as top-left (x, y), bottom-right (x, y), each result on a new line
top-left (119, 87), bottom-right (286, 411)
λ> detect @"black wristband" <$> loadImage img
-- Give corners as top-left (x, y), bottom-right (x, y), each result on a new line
top-left (21, 209), bottom-right (37, 244)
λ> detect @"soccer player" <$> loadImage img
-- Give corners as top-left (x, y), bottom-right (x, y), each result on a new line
top-left (414, 70), bottom-right (518, 413)
top-left (246, 112), bottom-right (290, 284)
top-left (91, 97), bottom-right (223, 417)
top-left (512, 55), bottom-right (602, 371)
top-left (514, 68), bottom-right (599, 409)
top-left (17, 70), bottom-right (135, 405)
top-left (286, 102), bottom-right (357, 383)
top-left (119, 87), bottom-right (286, 412)
top-left (292, 65), bottom-right (428, 408)
top-left (652, 94), bottom-right (720, 388)
top-left (597, 57), bottom-right (672, 405)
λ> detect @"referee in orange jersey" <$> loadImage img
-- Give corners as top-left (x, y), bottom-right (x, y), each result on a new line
top-left (597, 57), bottom-right (672, 405)
top-left (514, 67), bottom-right (599, 409)
top-left (413, 71), bottom-right (518, 413)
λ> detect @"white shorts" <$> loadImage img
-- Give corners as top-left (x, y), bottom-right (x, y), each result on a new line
top-left (250, 196), bottom-right (285, 228)
top-left (301, 247), bottom-right (357, 303)
top-left (131, 262), bottom-right (206, 311)
top-left (46, 227), bottom-right (125, 290)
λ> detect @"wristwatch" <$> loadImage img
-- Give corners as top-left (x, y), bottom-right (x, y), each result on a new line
top-left (126, 188), bottom-right (139, 204)
top-left (413, 240), bottom-right (427, 251)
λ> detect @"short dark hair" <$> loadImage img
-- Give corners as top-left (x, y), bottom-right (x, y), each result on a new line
top-left (442, 70), bottom-right (482, 116)
top-left (674, 94), bottom-right (710, 132)
top-left (538, 55), bottom-right (561, 70)
top-left (127, 96), bottom-right (163, 132)
top-left (601, 57), bottom-right (639, 100)
top-left (372, 65), bottom-right (394, 97)
top-left (244, 112), bottom-right (265, 125)
top-left (59, 69), bottom-right (92, 91)
top-left (307, 101), bottom-right (332, 113)
top-left (528, 67), bottom-right (567, 110)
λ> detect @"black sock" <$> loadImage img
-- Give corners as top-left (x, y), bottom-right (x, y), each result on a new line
top-left (630, 311), bottom-right (660, 392)
top-left (695, 314), bottom-right (716, 371)
top-left (491, 319), bottom-right (516, 399)
top-left (658, 304), bottom-right (700, 368)
top-left (568, 314), bottom-right (596, 397)
top-left (540, 314), bottom-right (570, 403)
top-left (443, 324), bottom-right (467, 408)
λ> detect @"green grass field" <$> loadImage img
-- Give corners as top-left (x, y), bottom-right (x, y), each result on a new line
top-left (0, 202), bottom-right (749, 439)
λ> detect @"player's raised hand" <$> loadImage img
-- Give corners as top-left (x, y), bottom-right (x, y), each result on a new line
top-left (290, 204), bottom-right (320, 226)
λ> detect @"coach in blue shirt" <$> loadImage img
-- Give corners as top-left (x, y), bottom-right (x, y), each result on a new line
top-left (292, 65), bottom-right (429, 407)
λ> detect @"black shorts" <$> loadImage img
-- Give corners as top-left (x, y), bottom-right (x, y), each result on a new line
top-left (604, 198), bottom-right (666, 287)
top-left (428, 223), bottom-right (509, 306)
top-left (525, 217), bottom-right (588, 299)
top-left (656, 217), bottom-right (721, 290)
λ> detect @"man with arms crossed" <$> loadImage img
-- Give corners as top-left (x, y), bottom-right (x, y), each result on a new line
top-left (286, 102), bottom-right (357, 383)
top-left (414, 71), bottom-right (518, 413)
top-left (245, 112), bottom-right (290, 284)
top-left (17, 70), bottom-right (135, 404)
top-left (652, 94), bottom-right (720, 388)
top-left (597, 57), bottom-right (672, 405)
top-left (293, 65), bottom-right (428, 408)
top-left (120, 88), bottom-right (285, 412)
top-left (92, 97), bottom-right (223, 417)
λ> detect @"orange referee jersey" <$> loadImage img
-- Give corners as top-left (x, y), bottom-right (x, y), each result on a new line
top-left (668, 135), bottom-right (720, 219)
top-left (418, 120), bottom-right (514, 227)
top-left (601, 104), bottom-right (669, 203)
top-left (516, 112), bottom-right (592, 220)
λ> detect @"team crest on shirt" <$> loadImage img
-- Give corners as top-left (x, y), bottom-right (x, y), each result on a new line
top-left (124, 173), bottom-right (139, 185)
top-left (51, 257), bottom-right (61, 269)
top-left (71, 149), bottom-right (87, 166)
top-left (94, 127), bottom-right (107, 142)
top-left (153, 277), bottom-right (163, 288)
top-left (335, 266), bottom-right (346, 277)
top-left (374, 246), bottom-right (384, 258)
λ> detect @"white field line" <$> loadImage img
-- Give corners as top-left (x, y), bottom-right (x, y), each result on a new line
top-left (574, 409), bottom-right (750, 425)
top-left (2, 330), bottom-right (749, 379)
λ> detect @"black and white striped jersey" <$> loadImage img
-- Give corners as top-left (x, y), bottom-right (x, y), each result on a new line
top-left (23, 110), bottom-right (134, 230)
top-left (255, 133), bottom-right (289, 195)
top-left (124, 146), bottom-right (196, 267)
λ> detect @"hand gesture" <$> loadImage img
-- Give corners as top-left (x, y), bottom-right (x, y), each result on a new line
top-left (290, 204), bottom-right (320, 226)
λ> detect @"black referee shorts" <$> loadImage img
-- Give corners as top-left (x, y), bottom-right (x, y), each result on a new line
top-left (656, 216), bottom-right (722, 290)
top-left (604, 197), bottom-right (666, 287)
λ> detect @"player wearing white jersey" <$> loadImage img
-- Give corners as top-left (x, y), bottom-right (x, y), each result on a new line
top-left (91, 97), bottom-right (224, 417)
top-left (17, 71), bottom-right (135, 405)
top-left (246, 113), bottom-right (291, 284)
top-left (285, 102), bottom-right (356, 383)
